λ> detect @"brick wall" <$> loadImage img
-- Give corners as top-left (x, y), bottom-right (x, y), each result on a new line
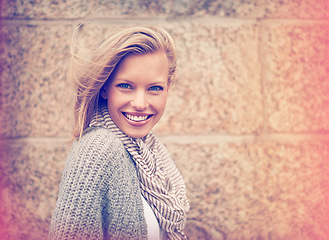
top-left (1, 1), bottom-right (329, 239)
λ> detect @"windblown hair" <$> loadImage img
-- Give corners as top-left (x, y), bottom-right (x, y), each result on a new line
top-left (70, 26), bottom-right (177, 139)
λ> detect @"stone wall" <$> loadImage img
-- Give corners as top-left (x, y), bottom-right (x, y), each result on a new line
top-left (1, 1), bottom-right (329, 239)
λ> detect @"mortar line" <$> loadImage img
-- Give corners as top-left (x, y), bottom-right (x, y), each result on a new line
top-left (0, 16), bottom-right (256, 27)
top-left (2, 16), bottom-right (327, 27)
top-left (1, 133), bottom-right (329, 144)
top-left (158, 133), bottom-right (329, 144)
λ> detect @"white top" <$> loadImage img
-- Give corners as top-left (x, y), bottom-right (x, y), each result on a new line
top-left (141, 195), bottom-right (167, 240)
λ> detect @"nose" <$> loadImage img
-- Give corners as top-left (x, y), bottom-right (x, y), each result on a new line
top-left (131, 90), bottom-right (148, 110)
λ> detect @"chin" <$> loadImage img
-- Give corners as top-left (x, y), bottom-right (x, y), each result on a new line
top-left (124, 128), bottom-right (152, 139)
top-left (127, 132), bottom-right (148, 139)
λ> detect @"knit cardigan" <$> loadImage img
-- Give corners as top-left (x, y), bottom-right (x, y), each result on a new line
top-left (48, 127), bottom-right (149, 240)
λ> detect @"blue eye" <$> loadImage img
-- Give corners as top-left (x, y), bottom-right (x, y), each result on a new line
top-left (149, 86), bottom-right (163, 91)
top-left (117, 83), bottom-right (132, 89)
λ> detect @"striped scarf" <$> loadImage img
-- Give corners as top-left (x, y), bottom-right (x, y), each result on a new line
top-left (90, 102), bottom-right (190, 239)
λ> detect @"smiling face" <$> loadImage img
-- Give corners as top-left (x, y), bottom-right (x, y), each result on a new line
top-left (101, 51), bottom-right (169, 138)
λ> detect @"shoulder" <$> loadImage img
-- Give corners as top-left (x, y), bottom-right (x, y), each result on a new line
top-left (64, 127), bottom-right (130, 179)
top-left (58, 127), bottom-right (136, 194)
top-left (74, 127), bottom-right (126, 161)
top-left (80, 126), bottom-right (124, 150)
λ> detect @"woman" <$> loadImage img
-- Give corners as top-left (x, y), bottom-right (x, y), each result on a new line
top-left (48, 26), bottom-right (189, 240)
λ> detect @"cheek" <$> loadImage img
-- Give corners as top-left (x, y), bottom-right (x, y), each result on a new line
top-left (151, 94), bottom-right (168, 112)
top-left (108, 90), bottom-right (126, 107)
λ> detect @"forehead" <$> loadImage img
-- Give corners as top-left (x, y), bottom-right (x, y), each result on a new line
top-left (113, 51), bottom-right (169, 81)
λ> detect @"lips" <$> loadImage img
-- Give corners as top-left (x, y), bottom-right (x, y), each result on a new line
top-left (123, 112), bottom-right (153, 123)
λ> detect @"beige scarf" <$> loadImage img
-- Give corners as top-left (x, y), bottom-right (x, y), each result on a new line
top-left (90, 102), bottom-right (190, 239)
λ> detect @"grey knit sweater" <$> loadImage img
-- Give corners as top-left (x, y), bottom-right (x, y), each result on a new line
top-left (48, 127), bottom-right (148, 240)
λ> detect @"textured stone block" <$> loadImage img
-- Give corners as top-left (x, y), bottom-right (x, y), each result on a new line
top-left (263, 22), bottom-right (329, 132)
top-left (0, 139), bottom-right (71, 240)
top-left (0, 24), bottom-right (75, 138)
top-left (172, 0), bottom-right (329, 19)
top-left (0, 0), bottom-right (171, 19)
top-left (155, 21), bottom-right (263, 134)
top-left (2, 0), bottom-right (328, 20)
top-left (1, 137), bottom-right (328, 240)
top-left (163, 139), bottom-right (329, 240)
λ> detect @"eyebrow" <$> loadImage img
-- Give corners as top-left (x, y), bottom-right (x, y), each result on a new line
top-left (113, 79), bottom-right (167, 85)
top-left (149, 81), bottom-right (166, 85)
top-left (112, 79), bottom-right (134, 84)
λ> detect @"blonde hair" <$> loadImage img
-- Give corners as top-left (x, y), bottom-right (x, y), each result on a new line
top-left (70, 26), bottom-right (177, 139)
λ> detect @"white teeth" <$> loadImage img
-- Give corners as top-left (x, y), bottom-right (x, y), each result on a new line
top-left (125, 113), bottom-right (148, 122)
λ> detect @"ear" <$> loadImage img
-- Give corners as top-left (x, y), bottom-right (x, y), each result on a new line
top-left (100, 86), bottom-right (108, 99)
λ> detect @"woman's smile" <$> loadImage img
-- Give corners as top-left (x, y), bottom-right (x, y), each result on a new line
top-left (122, 112), bottom-right (154, 126)
top-left (123, 113), bottom-right (151, 122)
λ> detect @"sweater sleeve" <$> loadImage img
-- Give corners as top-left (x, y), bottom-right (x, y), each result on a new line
top-left (48, 128), bottom-right (125, 240)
